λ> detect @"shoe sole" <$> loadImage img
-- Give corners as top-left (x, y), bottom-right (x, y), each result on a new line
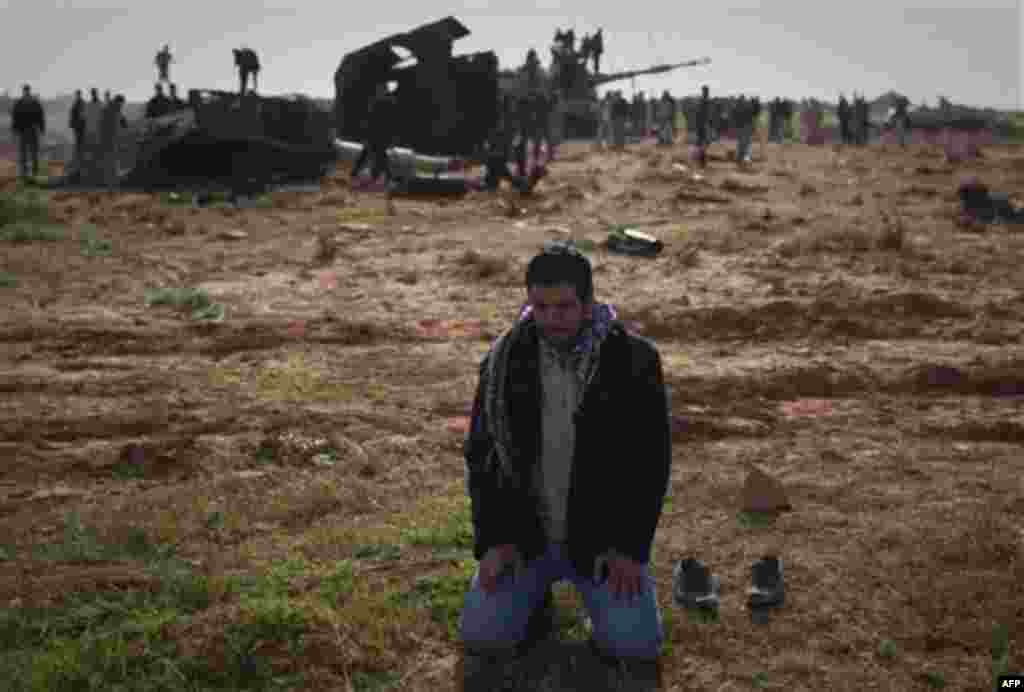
top-left (674, 575), bottom-right (721, 610)
top-left (748, 589), bottom-right (785, 609)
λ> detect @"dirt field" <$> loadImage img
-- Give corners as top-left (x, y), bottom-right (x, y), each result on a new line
top-left (1, 135), bottom-right (1022, 691)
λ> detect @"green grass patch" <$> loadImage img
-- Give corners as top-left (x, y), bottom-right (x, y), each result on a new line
top-left (317, 560), bottom-right (355, 605)
top-left (0, 271), bottom-right (18, 288)
top-left (399, 503), bottom-right (473, 557)
top-left (79, 225), bottom-right (112, 257)
top-left (0, 188), bottom-right (50, 228)
top-left (33, 513), bottom-right (171, 564)
top-left (144, 287), bottom-right (225, 322)
top-left (0, 556), bottom-right (219, 692)
top-left (0, 223), bottom-right (62, 243)
top-left (388, 560), bottom-right (474, 640)
top-left (992, 623), bottom-right (1010, 682)
top-left (0, 525), bottom-right (336, 691)
top-left (752, 671), bottom-right (769, 689)
top-left (253, 440), bottom-right (277, 465)
top-left (877, 638), bottom-right (896, 659)
top-left (737, 511), bottom-right (774, 529)
top-left (551, 583), bottom-right (589, 640)
top-left (350, 670), bottom-right (401, 691)
top-left (352, 543), bottom-right (402, 562)
top-left (686, 608), bottom-right (720, 625)
top-left (921, 670), bottom-right (945, 688)
top-left (159, 191), bottom-right (194, 206)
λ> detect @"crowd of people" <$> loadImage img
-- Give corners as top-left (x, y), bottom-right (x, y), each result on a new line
top-left (66, 88), bottom-right (129, 185)
top-left (6, 33), bottom-right (935, 191)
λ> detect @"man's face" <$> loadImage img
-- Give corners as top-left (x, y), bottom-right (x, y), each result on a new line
top-left (528, 283), bottom-right (589, 346)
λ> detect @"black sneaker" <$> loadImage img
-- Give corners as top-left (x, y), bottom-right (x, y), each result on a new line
top-left (748, 556), bottom-right (785, 609)
top-left (672, 558), bottom-right (720, 611)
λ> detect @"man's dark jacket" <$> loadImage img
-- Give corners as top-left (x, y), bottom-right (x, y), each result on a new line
top-left (11, 97), bottom-right (45, 135)
top-left (464, 320), bottom-right (672, 578)
top-left (69, 99), bottom-right (86, 132)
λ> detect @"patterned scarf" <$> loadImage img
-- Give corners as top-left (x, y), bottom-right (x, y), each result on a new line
top-left (483, 301), bottom-right (617, 488)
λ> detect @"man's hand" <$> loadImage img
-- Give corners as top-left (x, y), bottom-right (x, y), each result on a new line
top-left (478, 544), bottom-right (520, 596)
top-left (606, 554), bottom-right (644, 603)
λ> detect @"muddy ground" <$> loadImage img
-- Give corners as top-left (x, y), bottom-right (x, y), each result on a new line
top-left (1, 136), bottom-right (1023, 691)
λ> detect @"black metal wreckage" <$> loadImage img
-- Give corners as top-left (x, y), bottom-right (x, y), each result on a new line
top-left (121, 90), bottom-right (336, 191)
top-left (333, 16), bottom-right (500, 160)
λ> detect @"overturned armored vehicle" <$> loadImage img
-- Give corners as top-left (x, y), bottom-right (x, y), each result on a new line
top-left (112, 90), bottom-right (336, 190)
top-left (334, 16), bottom-right (500, 159)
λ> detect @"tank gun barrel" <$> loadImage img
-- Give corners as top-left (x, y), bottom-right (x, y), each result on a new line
top-left (590, 57), bottom-right (710, 87)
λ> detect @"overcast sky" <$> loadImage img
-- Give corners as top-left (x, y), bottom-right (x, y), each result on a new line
top-left (1, 1), bottom-right (1019, 109)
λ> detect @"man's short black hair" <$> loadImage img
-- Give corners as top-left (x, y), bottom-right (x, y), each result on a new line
top-left (526, 240), bottom-right (593, 304)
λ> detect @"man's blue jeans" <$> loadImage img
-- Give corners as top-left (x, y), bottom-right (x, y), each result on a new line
top-left (459, 542), bottom-right (663, 659)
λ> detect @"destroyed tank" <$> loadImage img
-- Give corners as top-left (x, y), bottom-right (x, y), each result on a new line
top-left (114, 89), bottom-right (337, 190)
top-left (499, 53), bottom-right (710, 140)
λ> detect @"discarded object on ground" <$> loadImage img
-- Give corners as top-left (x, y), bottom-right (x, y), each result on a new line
top-left (748, 556), bottom-right (785, 624)
top-left (334, 139), bottom-right (465, 180)
top-left (604, 226), bottom-right (664, 257)
top-left (741, 466), bottom-right (791, 513)
top-left (957, 177), bottom-right (1024, 224)
top-left (672, 558), bottom-right (720, 612)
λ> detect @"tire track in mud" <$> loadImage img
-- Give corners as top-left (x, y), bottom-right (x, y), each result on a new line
top-left (666, 358), bottom-right (1024, 404)
top-left (0, 371), bottom-right (171, 397)
top-left (663, 355), bottom-right (1024, 445)
top-left (619, 290), bottom-right (1011, 343)
top-left (0, 317), bottom-right (422, 359)
top-left (0, 413), bottom-right (244, 445)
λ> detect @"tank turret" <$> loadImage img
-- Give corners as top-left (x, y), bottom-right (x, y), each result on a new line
top-left (500, 33), bottom-right (709, 139)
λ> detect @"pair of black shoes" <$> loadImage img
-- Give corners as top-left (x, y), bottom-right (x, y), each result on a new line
top-left (673, 556), bottom-right (785, 612)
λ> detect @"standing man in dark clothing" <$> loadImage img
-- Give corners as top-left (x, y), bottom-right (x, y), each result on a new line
top-left (837, 95), bottom-right (851, 144)
top-left (482, 94), bottom-right (518, 191)
top-left (99, 94), bottom-right (126, 188)
top-left (458, 241), bottom-right (670, 690)
top-left (481, 94), bottom-right (542, 194)
top-left (234, 47), bottom-right (260, 95)
top-left (167, 84), bottom-right (185, 113)
top-left (591, 28), bottom-right (604, 73)
top-left (10, 84), bottom-right (46, 181)
top-left (769, 98), bottom-right (784, 142)
top-left (893, 96), bottom-right (910, 147)
top-left (68, 90), bottom-right (86, 175)
top-left (536, 91), bottom-right (556, 163)
top-left (855, 96), bottom-right (870, 145)
top-left (155, 45), bottom-right (173, 83)
top-left (145, 83), bottom-right (172, 119)
top-left (734, 96), bottom-right (754, 164)
top-left (351, 87), bottom-right (397, 185)
top-left (695, 85), bottom-right (710, 167)
top-left (514, 93), bottom-right (539, 178)
top-left (781, 99), bottom-right (794, 141)
top-left (524, 49), bottom-right (542, 91)
top-left (611, 91), bottom-right (628, 149)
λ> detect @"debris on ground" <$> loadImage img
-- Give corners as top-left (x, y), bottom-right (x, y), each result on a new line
top-left (605, 226), bottom-right (664, 257)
